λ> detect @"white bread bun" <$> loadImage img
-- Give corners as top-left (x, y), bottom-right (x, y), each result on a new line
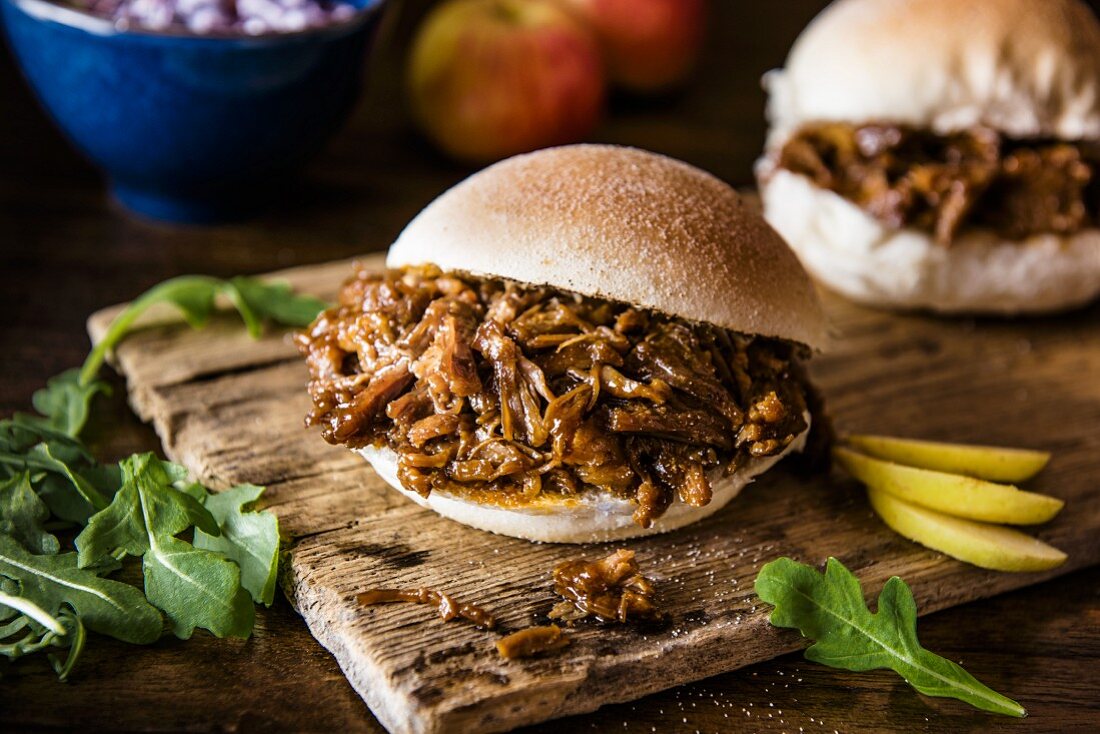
top-left (388, 144), bottom-right (827, 351)
top-left (759, 168), bottom-right (1100, 313)
top-left (358, 415), bottom-right (809, 544)
top-left (764, 0), bottom-right (1100, 150)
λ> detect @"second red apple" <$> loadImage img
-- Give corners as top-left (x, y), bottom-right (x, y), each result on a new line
top-left (562, 0), bottom-right (707, 93)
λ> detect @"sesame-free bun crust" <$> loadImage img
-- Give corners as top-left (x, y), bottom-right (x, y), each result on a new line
top-left (387, 145), bottom-right (827, 350)
top-left (357, 416), bottom-right (808, 544)
top-left (760, 169), bottom-right (1100, 314)
top-left (764, 0), bottom-right (1100, 147)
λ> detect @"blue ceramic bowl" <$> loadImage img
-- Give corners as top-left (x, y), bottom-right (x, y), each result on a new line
top-left (1, 0), bottom-right (387, 222)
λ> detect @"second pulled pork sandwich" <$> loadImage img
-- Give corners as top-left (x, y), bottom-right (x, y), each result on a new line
top-left (757, 0), bottom-right (1100, 314)
top-left (299, 144), bottom-right (827, 542)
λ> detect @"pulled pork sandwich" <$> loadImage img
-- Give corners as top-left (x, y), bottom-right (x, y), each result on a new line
top-left (756, 0), bottom-right (1100, 314)
top-left (299, 144), bottom-right (827, 543)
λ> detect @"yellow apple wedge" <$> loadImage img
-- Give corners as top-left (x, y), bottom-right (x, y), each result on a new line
top-left (834, 447), bottom-right (1063, 525)
top-left (867, 487), bottom-right (1067, 572)
top-left (845, 434), bottom-right (1050, 482)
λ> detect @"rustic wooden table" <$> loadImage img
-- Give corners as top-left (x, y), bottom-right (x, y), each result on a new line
top-left (2, 1), bottom-right (1098, 732)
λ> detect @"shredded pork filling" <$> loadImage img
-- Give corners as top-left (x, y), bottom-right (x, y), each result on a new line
top-left (298, 264), bottom-right (810, 527)
top-left (776, 122), bottom-right (1100, 244)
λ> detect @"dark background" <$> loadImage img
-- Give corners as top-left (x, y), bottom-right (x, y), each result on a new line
top-left (2, 1), bottom-right (1099, 732)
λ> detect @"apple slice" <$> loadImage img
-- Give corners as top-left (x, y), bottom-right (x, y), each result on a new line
top-left (866, 487), bottom-right (1067, 572)
top-left (834, 447), bottom-right (1063, 525)
top-left (845, 434), bottom-right (1050, 482)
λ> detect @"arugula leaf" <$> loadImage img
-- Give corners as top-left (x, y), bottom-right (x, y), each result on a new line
top-left (48, 607), bottom-right (86, 681)
top-left (35, 475), bottom-right (97, 526)
top-left (0, 414), bottom-right (113, 524)
top-left (0, 413), bottom-right (95, 463)
top-left (75, 454), bottom-right (254, 639)
top-left (144, 535), bottom-right (255, 639)
top-left (0, 448), bottom-right (111, 526)
top-left (30, 369), bottom-right (111, 438)
top-left (0, 590), bottom-right (85, 679)
top-left (0, 472), bottom-right (60, 555)
top-left (156, 460), bottom-right (208, 503)
top-left (80, 275), bottom-right (328, 386)
top-left (228, 277), bottom-right (329, 335)
top-left (755, 557), bottom-right (1025, 717)
top-left (0, 607), bottom-right (70, 673)
top-left (0, 589), bottom-right (66, 635)
top-left (194, 485), bottom-right (279, 606)
top-left (80, 276), bottom-right (220, 386)
top-left (75, 454), bottom-right (217, 567)
top-left (0, 533), bottom-right (162, 644)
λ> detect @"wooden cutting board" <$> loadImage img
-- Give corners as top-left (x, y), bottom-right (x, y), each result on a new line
top-left (88, 252), bottom-right (1100, 734)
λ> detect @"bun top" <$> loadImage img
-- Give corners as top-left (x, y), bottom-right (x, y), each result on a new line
top-left (764, 0), bottom-right (1100, 146)
top-left (387, 145), bottom-right (827, 350)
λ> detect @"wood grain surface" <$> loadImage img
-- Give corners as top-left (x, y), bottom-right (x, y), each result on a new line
top-left (86, 252), bottom-right (1100, 734)
top-left (4, 1), bottom-right (1100, 731)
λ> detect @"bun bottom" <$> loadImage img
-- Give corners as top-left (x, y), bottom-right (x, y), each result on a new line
top-left (759, 168), bottom-right (1100, 314)
top-left (357, 417), bottom-right (809, 544)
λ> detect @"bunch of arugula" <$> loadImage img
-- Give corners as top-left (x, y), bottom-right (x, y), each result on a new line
top-left (756, 556), bottom-right (1025, 717)
top-left (0, 275), bottom-right (326, 680)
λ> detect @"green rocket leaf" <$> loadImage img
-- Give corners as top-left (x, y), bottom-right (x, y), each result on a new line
top-left (0, 533), bottom-right (161, 644)
top-left (193, 484), bottom-right (279, 606)
top-left (75, 454), bottom-right (253, 639)
top-left (80, 275), bottom-right (328, 386)
top-left (143, 535), bottom-right (255, 639)
top-left (0, 472), bottom-right (60, 555)
top-left (756, 557), bottom-right (1025, 717)
top-left (75, 454), bottom-right (217, 567)
top-left (227, 276), bottom-right (329, 336)
top-left (29, 369), bottom-right (110, 438)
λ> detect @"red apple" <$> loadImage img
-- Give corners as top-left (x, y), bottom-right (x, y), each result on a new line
top-left (561, 0), bottom-right (706, 93)
top-left (407, 0), bottom-right (606, 164)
